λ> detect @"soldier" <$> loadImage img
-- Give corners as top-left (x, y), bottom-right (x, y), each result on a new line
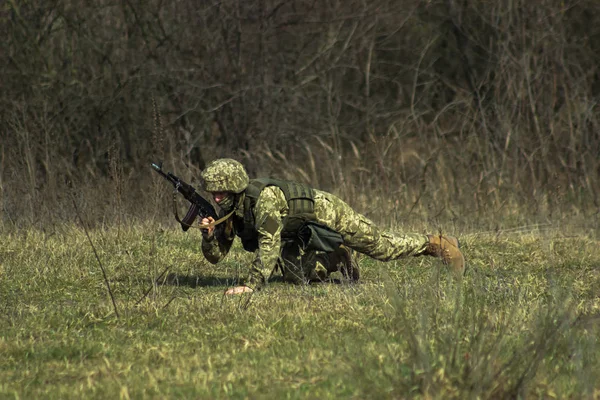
top-left (199, 159), bottom-right (465, 295)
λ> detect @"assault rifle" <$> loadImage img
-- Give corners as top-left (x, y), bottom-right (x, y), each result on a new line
top-left (151, 162), bottom-right (218, 231)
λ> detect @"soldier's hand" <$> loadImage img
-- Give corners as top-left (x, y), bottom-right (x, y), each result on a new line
top-left (224, 286), bottom-right (253, 295)
top-left (200, 216), bottom-right (216, 239)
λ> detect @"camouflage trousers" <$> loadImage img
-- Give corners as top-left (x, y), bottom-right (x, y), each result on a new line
top-left (279, 190), bottom-right (429, 282)
top-left (313, 190), bottom-right (429, 260)
top-left (279, 245), bottom-right (356, 284)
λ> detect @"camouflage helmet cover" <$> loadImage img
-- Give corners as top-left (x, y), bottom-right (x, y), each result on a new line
top-left (201, 158), bottom-right (249, 194)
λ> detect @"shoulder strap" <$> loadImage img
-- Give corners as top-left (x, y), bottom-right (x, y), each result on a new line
top-left (245, 178), bottom-right (270, 201)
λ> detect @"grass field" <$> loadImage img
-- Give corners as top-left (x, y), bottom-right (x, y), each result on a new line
top-left (1, 222), bottom-right (599, 399)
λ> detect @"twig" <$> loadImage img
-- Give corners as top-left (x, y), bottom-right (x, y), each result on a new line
top-left (239, 290), bottom-right (254, 311)
top-left (71, 196), bottom-right (120, 318)
top-left (134, 264), bottom-right (171, 306)
top-left (162, 294), bottom-right (178, 310)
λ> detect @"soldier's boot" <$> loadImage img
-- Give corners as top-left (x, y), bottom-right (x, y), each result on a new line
top-left (327, 245), bottom-right (360, 282)
top-left (422, 235), bottom-right (465, 276)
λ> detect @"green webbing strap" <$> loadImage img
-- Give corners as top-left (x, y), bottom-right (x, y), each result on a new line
top-left (282, 180), bottom-right (314, 216)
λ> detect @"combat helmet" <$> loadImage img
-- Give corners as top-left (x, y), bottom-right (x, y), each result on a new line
top-left (201, 158), bottom-right (249, 194)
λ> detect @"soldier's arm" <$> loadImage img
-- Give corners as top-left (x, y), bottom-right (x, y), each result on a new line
top-left (201, 218), bottom-right (235, 264)
top-left (245, 186), bottom-right (288, 288)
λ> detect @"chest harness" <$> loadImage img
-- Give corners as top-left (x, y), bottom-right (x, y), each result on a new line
top-left (233, 178), bottom-right (343, 253)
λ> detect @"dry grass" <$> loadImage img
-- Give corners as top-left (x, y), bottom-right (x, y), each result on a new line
top-left (1, 225), bottom-right (599, 398)
top-left (1, 2), bottom-right (599, 397)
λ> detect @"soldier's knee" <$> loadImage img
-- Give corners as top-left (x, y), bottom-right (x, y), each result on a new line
top-left (282, 271), bottom-right (306, 284)
top-left (279, 256), bottom-right (309, 284)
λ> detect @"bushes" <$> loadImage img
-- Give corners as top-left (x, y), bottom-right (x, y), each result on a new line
top-left (1, 0), bottom-right (599, 227)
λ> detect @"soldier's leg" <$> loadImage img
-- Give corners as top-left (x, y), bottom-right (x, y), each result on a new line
top-left (315, 192), bottom-right (428, 260)
top-left (302, 249), bottom-right (360, 282)
top-left (315, 192), bottom-right (465, 274)
top-left (279, 244), bottom-right (325, 284)
top-left (322, 245), bottom-right (360, 281)
top-left (279, 244), bottom-right (305, 284)
top-left (303, 251), bottom-right (329, 282)
top-left (343, 220), bottom-right (429, 261)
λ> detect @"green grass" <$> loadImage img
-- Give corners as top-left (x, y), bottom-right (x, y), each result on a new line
top-left (1, 223), bottom-right (599, 399)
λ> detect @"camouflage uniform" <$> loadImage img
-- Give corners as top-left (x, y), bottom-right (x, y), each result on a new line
top-left (200, 159), bottom-right (431, 289)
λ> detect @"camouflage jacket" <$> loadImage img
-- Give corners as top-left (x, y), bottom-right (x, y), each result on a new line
top-left (201, 185), bottom-right (291, 288)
